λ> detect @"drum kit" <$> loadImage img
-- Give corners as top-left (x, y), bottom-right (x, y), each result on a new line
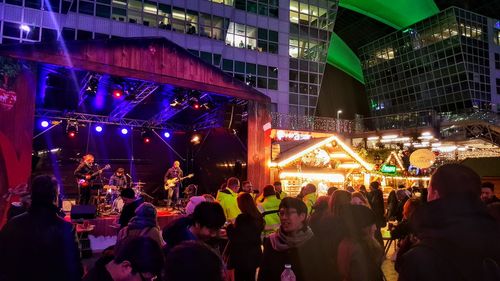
top-left (98, 181), bottom-right (147, 215)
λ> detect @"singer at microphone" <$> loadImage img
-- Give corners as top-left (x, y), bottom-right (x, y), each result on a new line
top-left (109, 167), bottom-right (128, 190)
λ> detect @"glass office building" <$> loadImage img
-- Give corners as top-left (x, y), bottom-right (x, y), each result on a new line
top-left (360, 7), bottom-right (499, 116)
top-left (0, 0), bottom-right (338, 116)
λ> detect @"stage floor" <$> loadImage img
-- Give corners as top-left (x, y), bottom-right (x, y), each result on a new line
top-left (66, 207), bottom-right (180, 237)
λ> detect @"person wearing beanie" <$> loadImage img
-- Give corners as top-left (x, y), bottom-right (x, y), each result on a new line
top-left (118, 188), bottom-right (144, 228)
top-left (337, 204), bottom-right (384, 281)
top-left (116, 202), bottom-right (165, 250)
top-left (0, 175), bottom-right (83, 281)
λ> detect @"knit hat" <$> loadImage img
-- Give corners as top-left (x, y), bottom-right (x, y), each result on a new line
top-left (185, 196), bottom-right (207, 215)
top-left (135, 202), bottom-right (157, 219)
top-left (127, 202), bottom-right (158, 230)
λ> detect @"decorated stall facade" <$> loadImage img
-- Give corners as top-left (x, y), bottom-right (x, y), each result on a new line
top-left (270, 134), bottom-right (373, 196)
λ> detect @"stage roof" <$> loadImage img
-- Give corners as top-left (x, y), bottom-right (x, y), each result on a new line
top-left (0, 37), bottom-right (270, 130)
top-left (0, 37), bottom-right (270, 104)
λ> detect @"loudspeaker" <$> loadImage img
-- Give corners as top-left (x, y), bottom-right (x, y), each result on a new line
top-left (70, 205), bottom-right (96, 220)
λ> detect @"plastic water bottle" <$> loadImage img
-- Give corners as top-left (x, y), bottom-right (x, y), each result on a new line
top-left (281, 264), bottom-right (296, 281)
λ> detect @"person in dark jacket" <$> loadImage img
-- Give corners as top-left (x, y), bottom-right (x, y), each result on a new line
top-left (313, 190), bottom-right (352, 281)
top-left (165, 241), bottom-right (225, 281)
top-left (258, 197), bottom-right (320, 281)
top-left (118, 188), bottom-right (143, 228)
top-left (0, 175), bottom-right (83, 281)
top-left (337, 205), bottom-right (384, 281)
top-left (398, 164), bottom-right (500, 281)
top-left (226, 192), bottom-right (264, 281)
top-left (367, 181), bottom-right (385, 246)
top-left (83, 237), bottom-right (163, 281)
top-left (308, 195), bottom-right (329, 233)
top-left (162, 201), bottom-right (226, 254)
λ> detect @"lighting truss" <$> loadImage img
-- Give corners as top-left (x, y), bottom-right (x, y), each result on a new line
top-left (149, 93), bottom-right (208, 126)
top-left (35, 109), bottom-right (180, 130)
top-left (79, 72), bottom-right (101, 105)
top-left (109, 82), bottom-right (159, 120)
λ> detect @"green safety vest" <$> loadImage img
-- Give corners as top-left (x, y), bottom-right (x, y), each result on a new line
top-left (258, 196), bottom-right (281, 235)
top-left (216, 188), bottom-right (241, 221)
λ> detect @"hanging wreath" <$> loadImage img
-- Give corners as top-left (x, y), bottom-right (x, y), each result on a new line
top-left (0, 57), bottom-right (22, 111)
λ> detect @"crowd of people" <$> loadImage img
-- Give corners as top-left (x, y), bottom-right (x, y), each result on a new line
top-left (0, 163), bottom-right (499, 281)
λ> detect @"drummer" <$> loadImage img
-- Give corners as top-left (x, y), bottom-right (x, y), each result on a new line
top-left (109, 167), bottom-right (128, 190)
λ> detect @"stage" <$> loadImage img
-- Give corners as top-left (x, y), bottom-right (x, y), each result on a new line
top-left (66, 207), bottom-right (180, 237)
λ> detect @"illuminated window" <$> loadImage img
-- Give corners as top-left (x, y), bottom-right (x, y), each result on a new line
top-left (459, 23), bottom-right (482, 39)
top-left (495, 30), bottom-right (500, 46)
top-left (225, 22), bottom-right (275, 52)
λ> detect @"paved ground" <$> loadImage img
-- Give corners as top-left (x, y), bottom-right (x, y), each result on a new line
top-left (383, 242), bottom-right (398, 281)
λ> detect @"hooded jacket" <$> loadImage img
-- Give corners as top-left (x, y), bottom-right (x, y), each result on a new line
top-left (398, 197), bottom-right (500, 281)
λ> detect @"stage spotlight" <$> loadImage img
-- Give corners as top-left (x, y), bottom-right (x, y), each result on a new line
top-left (85, 76), bottom-right (99, 96)
top-left (95, 125), bottom-right (103, 133)
top-left (66, 123), bottom-right (78, 138)
top-left (188, 97), bottom-right (200, 110)
top-left (141, 130), bottom-right (153, 144)
top-left (163, 132), bottom-right (171, 138)
top-left (19, 24), bottom-right (31, 33)
top-left (190, 133), bottom-right (201, 145)
top-left (121, 128), bottom-right (129, 135)
top-left (112, 89), bottom-right (123, 98)
top-left (40, 120), bottom-right (49, 128)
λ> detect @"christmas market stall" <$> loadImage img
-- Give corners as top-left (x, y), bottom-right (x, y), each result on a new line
top-left (270, 132), bottom-right (373, 196)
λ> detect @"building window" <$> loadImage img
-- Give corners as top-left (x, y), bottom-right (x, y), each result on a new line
top-left (225, 22), bottom-right (259, 51)
top-left (497, 78), bottom-right (500, 95)
top-left (231, 0), bottom-right (278, 18)
top-left (199, 13), bottom-right (226, 40)
top-left (221, 59), bottom-right (278, 90)
top-left (210, 0), bottom-right (234, 5)
top-left (289, 36), bottom-right (325, 61)
top-left (78, 0), bottom-right (94, 16)
top-left (496, 53), bottom-right (500, 69)
top-left (289, 0), bottom-right (328, 27)
top-left (495, 30), bottom-right (500, 46)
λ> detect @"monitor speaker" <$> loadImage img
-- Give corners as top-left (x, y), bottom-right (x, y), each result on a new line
top-left (70, 205), bottom-right (96, 220)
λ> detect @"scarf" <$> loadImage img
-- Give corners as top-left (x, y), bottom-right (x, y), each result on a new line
top-left (269, 226), bottom-right (314, 252)
top-left (127, 215), bottom-right (157, 230)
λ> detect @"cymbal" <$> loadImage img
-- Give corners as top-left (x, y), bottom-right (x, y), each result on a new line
top-left (132, 181), bottom-right (146, 185)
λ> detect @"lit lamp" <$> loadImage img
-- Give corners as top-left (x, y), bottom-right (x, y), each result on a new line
top-left (336, 109), bottom-right (342, 132)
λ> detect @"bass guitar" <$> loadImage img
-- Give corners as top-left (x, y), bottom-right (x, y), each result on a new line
top-left (78, 164), bottom-right (111, 187)
top-left (164, 173), bottom-right (194, 190)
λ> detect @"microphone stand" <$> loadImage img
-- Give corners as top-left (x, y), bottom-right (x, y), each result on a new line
top-left (95, 163), bottom-right (104, 216)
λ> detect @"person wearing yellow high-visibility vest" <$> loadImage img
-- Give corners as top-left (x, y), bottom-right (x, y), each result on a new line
top-left (257, 185), bottom-right (282, 235)
top-left (256, 181), bottom-right (288, 203)
top-left (216, 177), bottom-right (241, 222)
top-left (299, 183), bottom-right (318, 215)
top-left (274, 181), bottom-right (288, 199)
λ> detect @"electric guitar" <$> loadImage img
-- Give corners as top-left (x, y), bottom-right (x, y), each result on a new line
top-left (164, 174), bottom-right (194, 190)
top-left (78, 164), bottom-right (111, 188)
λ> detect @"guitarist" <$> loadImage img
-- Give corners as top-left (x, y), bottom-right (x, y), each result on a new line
top-left (163, 160), bottom-right (183, 208)
top-left (74, 154), bottom-right (102, 205)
